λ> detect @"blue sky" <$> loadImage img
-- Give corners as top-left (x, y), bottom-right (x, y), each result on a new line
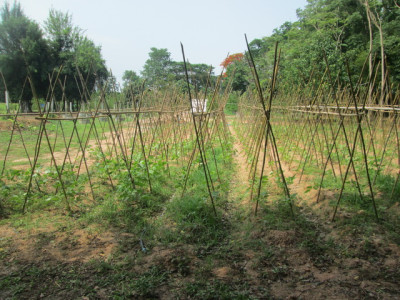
top-left (13, 0), bottom-right (308, 84)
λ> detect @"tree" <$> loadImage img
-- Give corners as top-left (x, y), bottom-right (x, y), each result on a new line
top-left (44, 9), bottom-right (108, 106)
top-left (74, 35), bottom-right (108, 95)
top-left (221, 53), bottom-right (249, 94)
top-left (170, 61), bottom-right (214, 92)
top-left (242, 0), bottom-right (374, 90)
top-left (141, 47), bottom-right (172, 89)
top-left (0, 2), bottom-right (51, 112)
top-left (382, 0), bottom-right (400, 84)
top-left (44, 9), bottom-right (79, 66)
top-left (221, 53), bottom-right (244, 69)
top-left (140, 47), bottom-right (215, 93)
top-left (122, 70), bottom-right (141, 91)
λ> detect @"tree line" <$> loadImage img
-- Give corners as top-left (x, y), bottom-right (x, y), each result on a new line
top-left (223, 0), bottom-right (400, 107)
top-left (122, 47), bottom-right (215, 96)
top-left (3, 0), bottom-right (398, 113)
top-left (0, 2), bottom-right (216, 113)
top-left (0, 2), bottom-right (109, 112)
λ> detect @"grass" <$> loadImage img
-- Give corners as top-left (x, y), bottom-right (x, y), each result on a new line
top-left (0, 254), bottom-right (260, 299)
top-left (0, 103), bottom-right (19, 114)
top-left (184, 280), bottom-right (256, 299)
top-left (0, 116), bottom-right (115, 170)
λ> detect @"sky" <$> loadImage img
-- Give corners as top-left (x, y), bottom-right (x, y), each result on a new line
top-left (12, 0), bottom-right (308, 85)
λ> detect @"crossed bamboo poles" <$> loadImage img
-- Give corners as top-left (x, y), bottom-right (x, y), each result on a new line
top-left (180, 43), bottom-right (232, 216)
top-left (229, 38), bottom-right (293, 217)
top-left (1, 59), bottom-right (232, 215)
top-left (2, 43), bottom-right (398, 223)
top-left (235, 48), bottom-right (399, 222)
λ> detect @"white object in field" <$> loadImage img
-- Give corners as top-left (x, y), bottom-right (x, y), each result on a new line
top-left (5, 90), bottom-right (9, 112)
top-left (51, 97), bottom-right (54, 112)
top-left (191, 99), bottom-right (207, 113)
top-left (70, 102), bottom-right (73, 112)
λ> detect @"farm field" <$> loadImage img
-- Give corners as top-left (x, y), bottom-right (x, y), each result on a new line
top-left (2, 0), bottom-right (400, 298)
top-left (1, 99), bottom-right (400, 299)
top-left (1, 51), bottom-right (400, 298)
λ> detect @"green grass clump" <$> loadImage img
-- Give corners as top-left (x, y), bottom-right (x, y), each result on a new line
top-left (184, 280), bottom-right (255, 300)
top-left (166, 193), bottom-right (227, 244)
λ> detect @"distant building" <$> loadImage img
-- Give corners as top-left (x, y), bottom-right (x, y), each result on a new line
top-left (191, 99), bottom-right (207, 113)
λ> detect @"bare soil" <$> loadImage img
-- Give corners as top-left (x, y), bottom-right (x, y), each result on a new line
top-left (228, 123), bottom-right (252, 209)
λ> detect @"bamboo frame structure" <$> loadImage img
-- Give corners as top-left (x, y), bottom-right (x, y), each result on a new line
top-left (0, 60), bottom-right (231, 215)
top-left (1, 42), bottom-right (398, 225)
top-left (234, 51), bottom-right (399, 221)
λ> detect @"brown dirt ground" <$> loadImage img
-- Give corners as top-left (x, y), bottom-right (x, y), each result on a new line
top-left (228, 123), bottom-right (252, 208)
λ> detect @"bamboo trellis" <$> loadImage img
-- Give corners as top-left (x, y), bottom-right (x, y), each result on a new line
top-left (0, 59), bottom-right (231, 214)
top-left (235, 49), bottom-right (400, 221)
top-left (1, 43), bottom-right (399, 224)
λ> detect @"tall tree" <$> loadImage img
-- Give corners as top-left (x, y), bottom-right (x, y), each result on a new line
top-left (44, 9), bottom-right (79, 66)
top-left (221, 53), bottom-right (249, 94)
top-left (382, 0), bottom-right (400, 84)
top-left (74, 35), bottom-right (108, 95)
top-left (243, 0), bottom-right (376, 90)
top-left (170, 61), bottom-right (214, 92)
top-left (122, 70), bottom-right (141, 91)
top-left (0, 1), bottom-right (50, 111)
top-left (44, 9), bottom-right (108, 106)
top-left (141, 47), bottom-right (172, 89)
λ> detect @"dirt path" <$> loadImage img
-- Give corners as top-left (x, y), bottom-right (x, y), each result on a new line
top-left (227, 121), bottom-right (252, 209)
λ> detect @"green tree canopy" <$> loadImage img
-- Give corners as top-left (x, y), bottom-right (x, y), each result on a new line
top-left (140, 47), bottom-right (215, 92)
top-left (238, 0), bottom-right (400, 95)
top-left (0, 2), bottom-right (51, 111)
top-left (44, 9), bottom-right (108, 104)
top-left (141, 47), bottom-right (172, 89)
top-left (170, 61), bottom-right (214, 92)
top-left (122, 70), bottom-right (141, 92)
top-left (44, 9), bottom-right (79, 64)
top-left (221, 53), bottom-right (249, 94)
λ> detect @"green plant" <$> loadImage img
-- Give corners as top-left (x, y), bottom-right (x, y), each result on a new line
top-left (184, 280), bottom-right (255, 299)
top-left (133, 266), bottom-right (169, 297)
